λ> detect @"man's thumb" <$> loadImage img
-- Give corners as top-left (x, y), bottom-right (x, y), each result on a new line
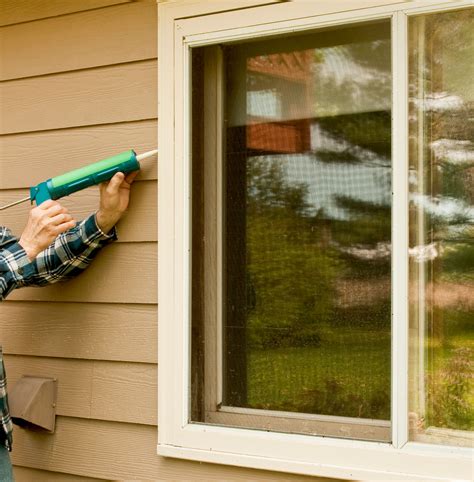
top-left (107, 172), bottom-right (125, 193)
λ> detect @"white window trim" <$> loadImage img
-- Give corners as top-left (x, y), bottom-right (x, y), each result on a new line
top-left (157, 1), bottom-right (474, 480)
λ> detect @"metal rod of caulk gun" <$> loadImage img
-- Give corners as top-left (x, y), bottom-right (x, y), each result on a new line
top-left (0, 196), bottom-right (32, 211)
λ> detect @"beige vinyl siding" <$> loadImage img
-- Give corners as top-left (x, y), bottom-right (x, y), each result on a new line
top-left (0, 120), bottom-right (158, 189)
top-left (0, 61), bottom-right (157, 134)
top-left (0, 0), bottom-right (130, 27)
top-left (14, 466), bottom-right (105, 482)
top-left (0, 0), bottom-right (329, 480)
top-left (0, 2), bottom-right (157, 80)
top-left (0, 302), bottom-right (157, 363)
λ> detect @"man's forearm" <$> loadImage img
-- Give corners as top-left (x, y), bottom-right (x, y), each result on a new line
top-left (95, 209), bottom-right (121, 235)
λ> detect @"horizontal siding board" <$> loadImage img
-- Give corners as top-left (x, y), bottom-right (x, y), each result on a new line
top-left (10, 418), bottom-right (158, 479)
top-left (14, 466), bottom-right (106, 482)
top-left (0, 120), bottom-right (158, 189)
top-left (0, 60), bottom-right (157, 135)
top-left (1, 2), bottom-right (157, 81)
top-left (4, 355), bottom-right (157, 425)
top-left (7, 243), bottom-right (157, 303)
top-left (0, 181), bottom-right (157, 242)
top-left (90, 360), bottom-right (157, 425)
top-left (0, 0), bottom-right (130, 26)
top-left (11, 418), bottom-right (321, 481)
top-left (0, 302), bottom-right (157, 363)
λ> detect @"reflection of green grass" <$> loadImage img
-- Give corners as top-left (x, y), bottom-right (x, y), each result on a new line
top-left (246, 327), bottom-right (391, 420)
top-left (244, 319), bottom-right (472, 429)
top-left (425, 318), bottom-right (474, 431)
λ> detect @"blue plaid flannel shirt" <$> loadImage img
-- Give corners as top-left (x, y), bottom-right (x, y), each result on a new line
top-left (0, 213), bottom-right (116, 450)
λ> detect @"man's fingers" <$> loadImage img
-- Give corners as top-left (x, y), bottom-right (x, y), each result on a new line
top-left (125, 170), bottom-right (139, 184)
top-left (100, 170), bottom-right (137, 194)
top-left (37, 199), bottom-right (57, 210)
top-left (44, 203), bottom-right (68, 217)
top-left (54, 219), bottom-right (76, 234)
top-left (106, 172), bottom-right (125, 194)
top-left (50, 213), bottom-right (74, 226)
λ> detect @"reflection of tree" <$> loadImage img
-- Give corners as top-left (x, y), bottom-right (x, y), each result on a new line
top-left (244, 153), bottom-right (393, 330)
top-left (316, 111), bottom-right (391, 162)
top-left (245, 157), bottom-right (340, 348)
top-left (330, 197), bottom-right (391, 331)
top-left (332, 197), bottom-right (391, 273)
top-left (244, 154), bottom-right (392, 418)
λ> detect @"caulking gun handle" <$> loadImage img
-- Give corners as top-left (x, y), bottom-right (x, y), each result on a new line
top-left (29, 180), bottom-right (54, 205)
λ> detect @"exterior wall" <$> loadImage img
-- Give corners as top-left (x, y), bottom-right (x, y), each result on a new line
top-left (0, 0), bottom-right (328, 480)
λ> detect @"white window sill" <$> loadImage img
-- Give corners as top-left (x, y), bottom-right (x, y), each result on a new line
top-left (158, 422), bottom-right (472, 481)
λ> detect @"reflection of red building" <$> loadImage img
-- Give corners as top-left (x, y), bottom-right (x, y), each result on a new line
top-left (246, 51), bottom-right (313, 154)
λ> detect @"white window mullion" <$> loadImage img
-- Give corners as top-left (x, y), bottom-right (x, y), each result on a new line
top-left (391, 10), bottom-right (409, 450)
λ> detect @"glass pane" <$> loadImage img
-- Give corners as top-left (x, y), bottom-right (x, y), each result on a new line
top-left (408, 8), bottom-right (474, 448)
top-left (191, 20), bottom-right (392, 442)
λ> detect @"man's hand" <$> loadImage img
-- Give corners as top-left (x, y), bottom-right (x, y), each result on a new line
top-left (96, 171), bottom-right (138, 234)
top-left (19, 200), bottom-right (76, 260)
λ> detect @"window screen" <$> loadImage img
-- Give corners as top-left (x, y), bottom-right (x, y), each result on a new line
top-left (191, 20), bottom-right (392, 442)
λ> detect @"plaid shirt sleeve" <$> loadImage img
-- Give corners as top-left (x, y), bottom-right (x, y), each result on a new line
top-left (0, 213), bottom-right (116, 450)
top-left (1, 213), bottom-right (117, 300)
top-left (0, 348), bottom-right (12, 451)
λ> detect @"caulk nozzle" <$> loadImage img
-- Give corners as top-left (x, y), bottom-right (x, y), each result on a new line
top-left (136, 149), bottom-right (158, 162)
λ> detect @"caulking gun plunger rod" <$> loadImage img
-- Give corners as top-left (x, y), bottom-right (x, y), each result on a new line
top-left (0, 149), bottom-right (158, 211)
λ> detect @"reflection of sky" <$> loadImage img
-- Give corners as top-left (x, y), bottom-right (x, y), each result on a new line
top-left (430, 138), bottom-right (474, 165)
top-left (411, 193), bottom-right (474, 222)
top-left (248, 120), bottom-right (391, 220)
top-left (251, 154), bottom-right (391, 220)
top-left (412, 92), bottom-right (464, 112)
top-left (247, 89), bottom-right (282, 118)
top-left (313, 42), bottom-right (391, 117)
top-left (251, 155), bottom-right (473, 222)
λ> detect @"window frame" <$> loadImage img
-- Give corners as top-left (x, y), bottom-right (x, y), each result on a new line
top-left (157, 1), bottom-right (473, 480)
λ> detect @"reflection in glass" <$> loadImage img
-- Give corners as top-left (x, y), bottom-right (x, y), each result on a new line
top-left (191, 21), bottom-right (392, 441)
top-left (224, 22), bottom-right (392, 422)
top-left (408, 8), bottom-right (474, 447)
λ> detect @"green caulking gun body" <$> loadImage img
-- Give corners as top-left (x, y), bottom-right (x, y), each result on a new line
top-left (0, 149), bottom-right (158, 210)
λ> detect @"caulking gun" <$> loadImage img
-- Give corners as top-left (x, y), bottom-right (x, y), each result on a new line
top-left (0, 149), bottom-right (158, 210)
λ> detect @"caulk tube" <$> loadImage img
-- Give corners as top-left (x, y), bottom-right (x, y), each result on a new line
top-left (30, 150), bottom-right (140, 205)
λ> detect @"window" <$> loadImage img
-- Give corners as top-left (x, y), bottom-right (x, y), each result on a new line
top-left (408, 8), bottom-right (473, 448)
top-left (158, 2), bottom-right (473, 480)
top-left (191, 20), bottom-right (393, 442)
